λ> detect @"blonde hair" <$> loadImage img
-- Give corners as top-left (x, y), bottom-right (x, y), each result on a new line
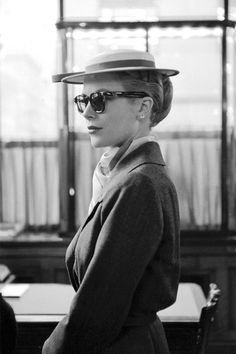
top-left (115, 71), bottom-right (173, 127)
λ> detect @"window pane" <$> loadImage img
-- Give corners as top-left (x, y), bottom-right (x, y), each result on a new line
top-left (71, 28), bottom-right (146, 71)
top-left (153, 0), bottom-right (224, 20)
top-left (65, 0), bottom-right (161, 20)
top-left (149, 28), bottom-right (222, 229)
top-left (149, 27), bottom-right (222, 229)
top-left (229, 0), bottom-right (236, 21)
top-left (0, 1), bottom-right (60, 228)
top-left (228, 27), bottom-right (236, 230)
top-left (149, 27), bottom-right (222, 132)
top-left (64, 0), bottom-right (224, 20)
top-left (0, 0), bottom-right (58, 140)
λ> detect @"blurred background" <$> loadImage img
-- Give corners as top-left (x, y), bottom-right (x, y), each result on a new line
top-left (0, 1), bottom-right (236, 353)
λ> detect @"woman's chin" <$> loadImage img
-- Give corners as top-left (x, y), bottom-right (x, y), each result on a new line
top-left (89, 136), bottom-right (108, 148)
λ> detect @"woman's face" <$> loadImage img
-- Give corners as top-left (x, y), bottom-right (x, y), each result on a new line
top-left (81, 73), bottom-right (145, 148)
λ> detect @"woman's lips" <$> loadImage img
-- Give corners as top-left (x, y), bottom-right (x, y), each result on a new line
top-left (88, 126), bottom-right (103, 134)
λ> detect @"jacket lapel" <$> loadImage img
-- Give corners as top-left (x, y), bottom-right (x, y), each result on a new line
top-left (77, 142), bottom-right (165, 232)
top-left (100, 141), bottom-right (165, 199)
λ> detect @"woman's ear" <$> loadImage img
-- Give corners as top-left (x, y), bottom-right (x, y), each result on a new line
top-left (137, 96), bottom-right (153, 121)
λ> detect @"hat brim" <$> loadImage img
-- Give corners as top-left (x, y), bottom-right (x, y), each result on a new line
top-left (52, 67), bottom-right (179, 84)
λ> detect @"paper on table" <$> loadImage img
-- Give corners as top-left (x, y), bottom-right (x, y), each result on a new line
top-left (1, 284), bottom-right (29, 298)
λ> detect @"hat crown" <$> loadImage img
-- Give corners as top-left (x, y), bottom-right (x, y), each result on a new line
top-left (86, 49), bottom-right (155, 69)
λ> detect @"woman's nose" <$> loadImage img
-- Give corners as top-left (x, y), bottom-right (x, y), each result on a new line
top-left (82, 102), bottom-right (97, 120)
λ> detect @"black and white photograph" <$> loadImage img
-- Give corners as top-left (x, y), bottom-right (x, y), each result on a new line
top-left (0, 1), bottom-right (235, 353)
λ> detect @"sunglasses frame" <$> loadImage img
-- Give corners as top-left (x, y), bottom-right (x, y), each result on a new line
top-left (74, 90), bottom-right (149, 114)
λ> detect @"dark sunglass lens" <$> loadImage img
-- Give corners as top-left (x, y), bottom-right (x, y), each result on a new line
top-left (75, 95), bottom-right (89, 113)
top-left (91, 92), bottom-right (105, 113)
top-left (78, 101), bottom-right (86, 113)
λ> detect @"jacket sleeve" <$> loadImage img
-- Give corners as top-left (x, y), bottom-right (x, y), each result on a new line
top-left (42, 175), bottom-right (166, 354)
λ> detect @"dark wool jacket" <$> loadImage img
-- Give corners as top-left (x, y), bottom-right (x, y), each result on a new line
top-left (42, 142), bottom-right (180, 354)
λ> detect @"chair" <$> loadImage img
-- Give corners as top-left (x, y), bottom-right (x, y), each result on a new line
top-left (195, 283), bottom-right (221, 354)
top-left (0, 264), bottom-right (15, 284)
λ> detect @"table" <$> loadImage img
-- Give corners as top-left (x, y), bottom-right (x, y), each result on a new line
top-left (2, 282), bottom-right (206, 354)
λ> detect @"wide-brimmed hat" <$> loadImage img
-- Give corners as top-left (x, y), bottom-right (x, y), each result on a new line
top-left (52, 49), bottom-right (179, 84)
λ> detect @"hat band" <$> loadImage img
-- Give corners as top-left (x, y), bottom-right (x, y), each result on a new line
top-left (86, 59), bottom-right (155, 73)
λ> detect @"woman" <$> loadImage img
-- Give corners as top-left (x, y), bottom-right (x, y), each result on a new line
top-left (43, 49), bottom-right (180, 354)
